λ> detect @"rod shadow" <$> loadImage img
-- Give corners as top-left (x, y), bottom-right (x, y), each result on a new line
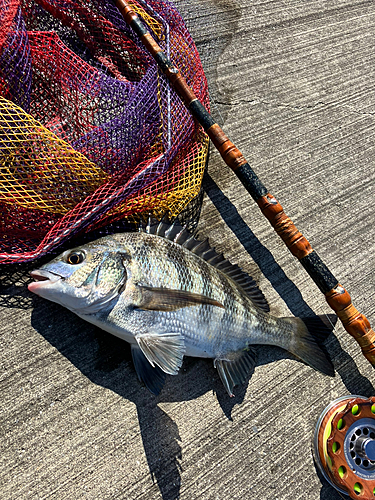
top-left (202, 172), bottom-right (375, 398)
top-left (1, 176), bottom-right (373, 499)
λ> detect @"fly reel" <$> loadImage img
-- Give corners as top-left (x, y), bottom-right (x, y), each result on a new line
top-left (314, 395), bottom-right (375, 499)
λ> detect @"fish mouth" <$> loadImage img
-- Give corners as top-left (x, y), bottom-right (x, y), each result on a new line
top-left (28, 269), bottom-right (62, 292)
top-left (30, 269), bottom-right (62, 282)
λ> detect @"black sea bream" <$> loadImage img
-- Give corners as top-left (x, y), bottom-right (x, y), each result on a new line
top-left (28, 220), bottom-right (335, 396)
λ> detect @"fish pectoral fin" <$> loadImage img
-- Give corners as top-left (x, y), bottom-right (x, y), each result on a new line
top-left (135, 332), bottom-right (185, 375)
top-left (131, 345), bottom-right (166, 395)
top-left (135, 285), bottom-right (224, 311)
top-left (214, 348), bottom-right (257, 397)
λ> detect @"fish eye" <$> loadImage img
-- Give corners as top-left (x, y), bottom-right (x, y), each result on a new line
top-left (65, 251), bottom-right (85, 265)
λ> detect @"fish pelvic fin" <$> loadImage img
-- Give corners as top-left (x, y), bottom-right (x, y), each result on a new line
top-left (214, 348), bottom-right (257, 397)
top-left (136, 332), bottom-right (185, 375)
top-left (287, 314), bottom-right (336, 376)
top-left (131, 345), bottom-right (166, 395)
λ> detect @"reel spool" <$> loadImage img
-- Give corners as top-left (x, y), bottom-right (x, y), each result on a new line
top-left (314, 396), bottom-right (375, 499)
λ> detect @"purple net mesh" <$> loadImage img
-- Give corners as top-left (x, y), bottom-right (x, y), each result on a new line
top-left (0, 0), bottom-right (210, 263)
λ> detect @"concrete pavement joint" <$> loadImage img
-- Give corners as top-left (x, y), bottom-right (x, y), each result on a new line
top-left (214, 98), bottom-right (375, 117)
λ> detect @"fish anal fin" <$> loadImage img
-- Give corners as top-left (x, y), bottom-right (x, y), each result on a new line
top-left (214, 348), bottom-right (257, 396)
top-left (136, 285), bottom-right (224, 311)
top-left (131, 345), bottom-right (166, 395)
top-left (136, 332), bottom-right (185, 375)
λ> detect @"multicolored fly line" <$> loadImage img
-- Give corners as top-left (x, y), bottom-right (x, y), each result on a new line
top-left (0, 0), bottom-right (210, 263)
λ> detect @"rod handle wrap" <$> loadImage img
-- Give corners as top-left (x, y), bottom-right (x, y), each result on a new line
top-left (257, 194), bottom-right (313, 259)
top-left (207, 125), bottom-right (247, 171)
top-left (165, 68), bottom-right (196, 105)
top-left (326, 285), bottom-right (375, 364)
top-left (114, 0), bottom-right (375, 368)
top-left (116, 0), bottom-right (137, 23)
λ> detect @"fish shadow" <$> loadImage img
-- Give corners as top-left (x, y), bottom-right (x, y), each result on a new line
top-left (0, 261), bottom-right (38, 310)
top-left (3, 175), bottom-right (374, 500)
top-left (202, 172), bottom-right (375, 397)
top-left (27, 291), bottom-right (249, 500)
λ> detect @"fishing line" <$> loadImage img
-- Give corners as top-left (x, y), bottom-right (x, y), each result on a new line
top-left (207, 82), bottom-right (226, 128)
top-left (138, 0), bottom-right (173, 149)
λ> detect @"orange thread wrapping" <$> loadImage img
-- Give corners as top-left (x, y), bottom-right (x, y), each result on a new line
top-left (257, 195), bottom-right (313, 259)
top-left (326, 286), bottom-right (375, 362)
top-left (206, 125), bottom-right (247, 170)
top-left (336, 303), bottom-right (360, 324)
top-left (358, 329), bottom-right (375, 349)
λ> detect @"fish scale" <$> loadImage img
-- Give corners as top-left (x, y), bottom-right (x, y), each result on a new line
top-left (28, 219), bottom-right (336, 396)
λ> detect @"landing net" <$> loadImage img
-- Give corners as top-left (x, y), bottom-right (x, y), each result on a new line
top-left (0, 0), bottom-right (210, 263)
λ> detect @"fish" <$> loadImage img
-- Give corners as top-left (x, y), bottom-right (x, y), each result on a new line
top-left (28, 219), bottom-right (335, 396)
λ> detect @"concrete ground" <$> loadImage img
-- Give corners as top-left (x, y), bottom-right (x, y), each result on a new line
top-left (1, 1), bottom-right (375, 499)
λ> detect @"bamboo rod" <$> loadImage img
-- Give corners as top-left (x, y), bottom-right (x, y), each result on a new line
top-left (114, 0), bottom-right (375, 366)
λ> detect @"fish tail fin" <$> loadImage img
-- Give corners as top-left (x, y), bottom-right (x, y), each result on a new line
top-left (287, 314), bottom-right (336, 376)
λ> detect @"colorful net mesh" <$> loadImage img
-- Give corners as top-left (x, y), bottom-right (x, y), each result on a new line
top-left (0, 0), bottom-right (210, 263)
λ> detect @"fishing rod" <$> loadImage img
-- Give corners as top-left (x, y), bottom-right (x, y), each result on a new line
top-left (114, 0), bottom-right (375, 367)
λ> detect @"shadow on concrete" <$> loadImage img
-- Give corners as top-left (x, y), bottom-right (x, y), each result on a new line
top-left (25, 293), bottom-right (248, 500)
top-left (313, 457), bottom-right (344, 500)
top-left (0, 261), bottom-right (36, 310)
top-left (28, 298), bottom-right (183, 500)
top-left (203, 172), bottom-right (375, 398)
top-left (1, 175), bottom-right (373, 499)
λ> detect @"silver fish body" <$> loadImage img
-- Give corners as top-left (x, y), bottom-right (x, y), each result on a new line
top-left (29, 220), bottom-right (335, 395)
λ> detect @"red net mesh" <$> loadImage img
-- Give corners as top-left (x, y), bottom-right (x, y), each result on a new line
top-left (0, 0), bottom-right (210, 263)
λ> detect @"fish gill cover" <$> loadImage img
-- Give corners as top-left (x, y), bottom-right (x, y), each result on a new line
top-left (0, 0), bottom-right (210, 263)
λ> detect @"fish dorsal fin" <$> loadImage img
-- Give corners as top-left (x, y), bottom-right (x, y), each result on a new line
top-left (139, 217), bottom-right (269, 312)
top-left (135, 332), bottom-right (185, 375)
top-left (215, 261), bottom-right (269, 312)
top-left (139, 216), bottom-right (194, 244)
top-left (214, 348), bottom-right (257, 396)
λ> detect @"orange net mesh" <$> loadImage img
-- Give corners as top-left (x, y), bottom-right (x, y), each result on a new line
top-left (0, 0), bottom-right (210, 263)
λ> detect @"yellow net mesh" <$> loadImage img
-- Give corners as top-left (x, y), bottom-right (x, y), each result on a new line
top-left (0, 97), bottom-right (109, 214)
top-left (0, 0), bottom-right (210, 262)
